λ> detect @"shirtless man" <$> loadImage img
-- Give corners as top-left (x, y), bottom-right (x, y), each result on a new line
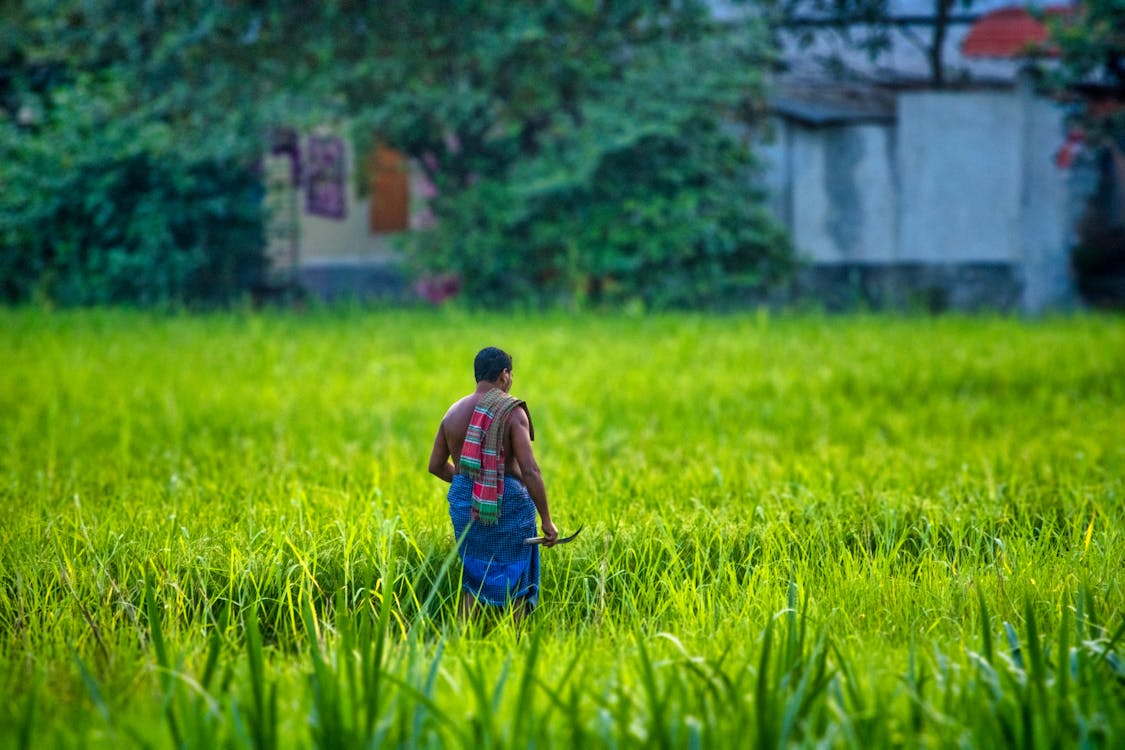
top-left (428, 347), bottom-right (558, 616)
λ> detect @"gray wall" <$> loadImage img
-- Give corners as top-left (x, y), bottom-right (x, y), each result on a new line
top-left (1016, 79), bottom-right (1075, 312)
top-left (784, 122), bottom-right (899, 264)
top-left (763, 80), bottom-right (1075, 312)
top-left (897, 90), bottom-right (1022, 263)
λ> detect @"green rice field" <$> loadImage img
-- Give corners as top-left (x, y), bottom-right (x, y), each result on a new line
top-left (1, 308), bottom-right (1123, 748)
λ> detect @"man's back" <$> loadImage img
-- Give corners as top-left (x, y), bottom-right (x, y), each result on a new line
top-left (427, 345), bottom-right (557, 568)
top-left (440, 392), bottom-right (524, 480)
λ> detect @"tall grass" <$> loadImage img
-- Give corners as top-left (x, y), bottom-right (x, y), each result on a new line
top-left (1, 308), bottom-right (1123, 747)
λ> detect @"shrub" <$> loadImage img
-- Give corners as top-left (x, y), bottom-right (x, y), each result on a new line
top-left (0, 76), bottom-right (266, 306)
top-left (405, 116), bottom-right (793, 310)
top-left (1071, 218), bottom-right (1125, 308)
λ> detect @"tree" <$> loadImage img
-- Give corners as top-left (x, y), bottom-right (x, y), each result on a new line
top-left (1, 1), bottom-right (793, 308)
top-left (0, 1), bottom-right (293, 305)
top-left (768, 0), bottom-right (980, 88)
top-left (1049, 0), bottom-right (1125, 307)
top-left (322, 1), bottom-right (792, 307)
top-left (1050, 0), bottom-right (1125, 140)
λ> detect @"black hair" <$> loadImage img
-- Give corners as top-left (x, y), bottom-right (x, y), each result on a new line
top-left (474, 346), bottom-right (512, 383)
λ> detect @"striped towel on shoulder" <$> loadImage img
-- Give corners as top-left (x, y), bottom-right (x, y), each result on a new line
top-left (459, 388), bottom-right (531, 525)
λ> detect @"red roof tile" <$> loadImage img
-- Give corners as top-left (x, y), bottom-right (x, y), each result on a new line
top-left (961, 5), bottom-right (1073, 59)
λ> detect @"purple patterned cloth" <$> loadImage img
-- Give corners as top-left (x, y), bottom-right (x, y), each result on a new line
top-left (305, 135), bottom-right (346, 219)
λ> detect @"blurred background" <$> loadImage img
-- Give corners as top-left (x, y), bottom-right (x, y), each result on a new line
top-left (1, 0), bottom-right (1121, 312)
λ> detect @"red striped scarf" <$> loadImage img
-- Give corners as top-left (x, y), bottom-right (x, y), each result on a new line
top-left (459, 388), bottom-right (531, 525)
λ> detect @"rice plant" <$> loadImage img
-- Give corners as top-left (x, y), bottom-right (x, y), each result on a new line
top-left (0, 308), bottom-right (1122, 747)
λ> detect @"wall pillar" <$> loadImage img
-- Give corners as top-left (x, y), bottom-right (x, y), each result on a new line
top-left (1017, 71), bottom-right (1078, 314)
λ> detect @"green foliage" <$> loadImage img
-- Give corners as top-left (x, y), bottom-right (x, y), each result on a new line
top-left (1, 310), bottom-right (1124, 746)
top-left (1047, 1), bottom-right (1125, 307)
top-left (409, 99), bottom-right (792, 308)
top-left (1, 1), bottom-right (794, 308)
top-left (0, 0), bottom-right (273, 306)
top-left (342, 1), bottom-right (792, 308)
top-left (1050, 0), bottom-right (1125, 142)
top-left (0, 76), bottom-right (265, 305)
top-left (769, 0), bottom-right (897, 59)
top-left (766, 0), bottom-right (981, 88)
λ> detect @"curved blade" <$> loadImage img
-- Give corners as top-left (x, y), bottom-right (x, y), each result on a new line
top-left (524, 525), bottom-right (584, 546)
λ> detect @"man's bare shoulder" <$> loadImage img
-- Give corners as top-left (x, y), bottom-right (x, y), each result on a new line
top-left (442, 393), bottom-right (479, 423)
top-left (508, 404), bottom-right (530, 428)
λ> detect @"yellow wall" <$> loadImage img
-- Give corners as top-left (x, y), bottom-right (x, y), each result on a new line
top-left (264, 127), bottom-right (430, 271)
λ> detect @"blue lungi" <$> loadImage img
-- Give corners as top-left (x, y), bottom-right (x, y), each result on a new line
top-left (448, 473), bottom-right (540, 609)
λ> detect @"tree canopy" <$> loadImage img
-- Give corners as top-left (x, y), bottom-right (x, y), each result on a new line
top-left (1, 0), bottom-right (793, 308)
top-left (767, 0), bottom-right (981, 88)
top-left (0, 1), bottom-right (278, 304)
top-left (1049, 0), bottom-right (1125, 307)
top-left (1051, 0), bottom-right (1125, 141)
top-left (348, 2), bottom-right (791, 306)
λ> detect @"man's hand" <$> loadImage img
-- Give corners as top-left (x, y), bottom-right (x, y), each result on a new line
top-left (541, 519), bottom-right (559, 547)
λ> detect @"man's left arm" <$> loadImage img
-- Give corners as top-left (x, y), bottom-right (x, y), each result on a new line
top-left (427, 421), bottom-right (454, 483)
top-left (510, 408), bottom-right (558, 545)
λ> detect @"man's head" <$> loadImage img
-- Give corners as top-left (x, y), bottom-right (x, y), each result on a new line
top-left (474, 346), bottom-right (513, 389)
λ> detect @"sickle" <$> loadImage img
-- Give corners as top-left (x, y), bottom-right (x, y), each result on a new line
top-left (524, 525), bottom-right (584, 546)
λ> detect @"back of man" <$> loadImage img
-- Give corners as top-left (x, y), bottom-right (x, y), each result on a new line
top-left (437, 392), bottom-right (526, 483)
top-left (427, 346), bottom-right (558, 617)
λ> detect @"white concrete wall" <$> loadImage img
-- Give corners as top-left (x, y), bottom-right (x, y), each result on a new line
top-left (761, 82), bottom-right (1075, 311)
top-left (1016, 78), bottom-right (1074, 312)
top-left (771, 120), bottom-right (897, 264)
top-left (757, 118), bottom-right (790, 228)
top-left (897, 90), bottom-right (1023, 263)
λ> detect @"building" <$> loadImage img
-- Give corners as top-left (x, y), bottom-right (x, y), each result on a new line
top-left (264, 2), bottom-right (1086, 312)
top-left (262, 127), bottom-right (425, 302)
top-left (759, 1), bottom-right (1081, 312)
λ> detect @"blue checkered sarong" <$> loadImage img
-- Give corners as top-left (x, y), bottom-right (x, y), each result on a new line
top-left (448, 473), bottom-right (539, 609)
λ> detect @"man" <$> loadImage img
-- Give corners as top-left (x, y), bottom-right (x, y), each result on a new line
top-left (428, 346), bottom-right (558, 618)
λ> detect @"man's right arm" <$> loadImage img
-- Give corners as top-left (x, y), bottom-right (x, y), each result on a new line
top-left (509, 408), bottom-right (558, 545)
top-left (427, 420), bottom-right (454, 483)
